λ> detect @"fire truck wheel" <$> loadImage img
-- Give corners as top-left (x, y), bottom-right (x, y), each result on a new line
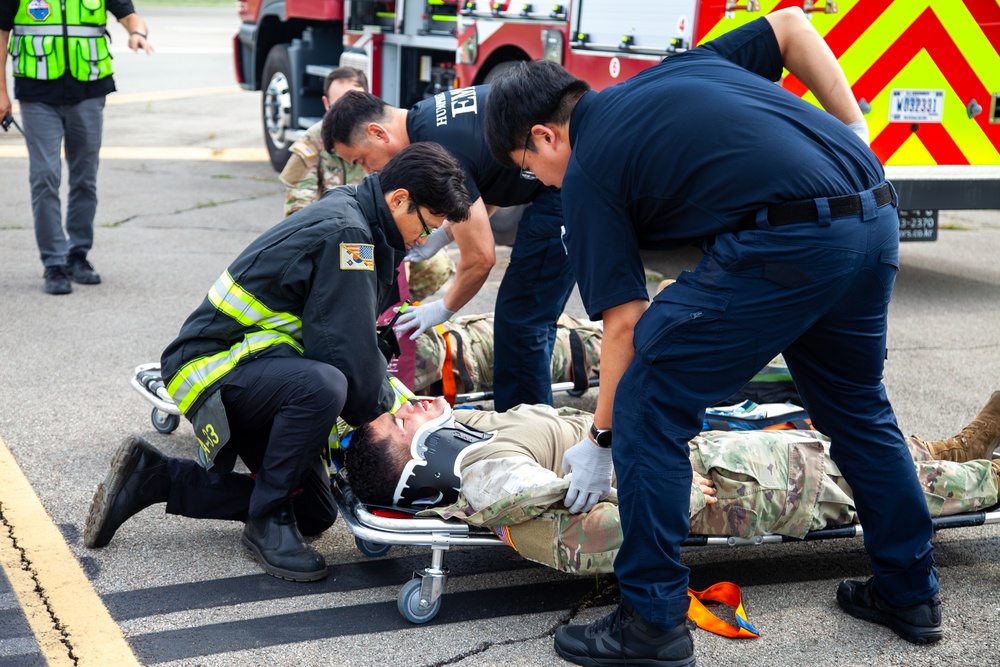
top-left (262, 44), bottom-right (294, 172)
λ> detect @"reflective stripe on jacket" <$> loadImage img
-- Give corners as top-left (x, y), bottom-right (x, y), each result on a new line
top-left (161, 176), bottom-right (406, 426)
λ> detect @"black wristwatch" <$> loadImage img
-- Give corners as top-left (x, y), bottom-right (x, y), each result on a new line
top-left (590, 423), bottom-right (612, 448)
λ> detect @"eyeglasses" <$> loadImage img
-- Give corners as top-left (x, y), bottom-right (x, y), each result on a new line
top-left (414, 204), bottom-right (432, 237)
top-left (519, 131), bottom-right (537, 181)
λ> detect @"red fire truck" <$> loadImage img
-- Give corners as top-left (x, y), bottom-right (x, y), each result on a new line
top-left (235, 0), bottom-right (1000, 240)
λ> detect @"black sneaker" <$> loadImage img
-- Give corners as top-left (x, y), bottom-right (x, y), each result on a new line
top-left (837, 578), bottom-right (942, 644)
top-left (554, 598), bottom-right (696, 666)
top-left (66, 253), bottom-right (101, 284)
top-left (43, 265), bottom-right (72, 294)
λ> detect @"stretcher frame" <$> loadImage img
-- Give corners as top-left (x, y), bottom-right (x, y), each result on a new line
top-left (130, 363), bottom-right (601, 435)
top-left (128, 363), bottom-right (1000, 624)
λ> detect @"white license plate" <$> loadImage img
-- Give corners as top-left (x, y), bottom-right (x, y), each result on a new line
top-left (889, 89), bottom-right (945, 123)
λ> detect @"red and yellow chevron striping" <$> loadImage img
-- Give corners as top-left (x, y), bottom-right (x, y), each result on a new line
top-left (697, 0), bottom-right (1000, 168)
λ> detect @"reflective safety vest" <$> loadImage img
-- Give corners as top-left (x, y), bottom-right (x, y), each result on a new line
top-left (166, 270), bottom-right (306, 416)
top-left (10, 0), bottom-right (113, 82)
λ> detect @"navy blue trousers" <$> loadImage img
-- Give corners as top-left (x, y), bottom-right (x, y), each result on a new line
top-left (492, 188), bottom-right (576, 411)
top-left (164, 356), bottom-right (345, 527)
top-left (613, 185), bottom-right (937, 630)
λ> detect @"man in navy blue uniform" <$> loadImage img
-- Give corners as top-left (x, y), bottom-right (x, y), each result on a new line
top-left (322, 88), bottom-right (575, 411)
top-left (484, 7), bottom-right (939, 665)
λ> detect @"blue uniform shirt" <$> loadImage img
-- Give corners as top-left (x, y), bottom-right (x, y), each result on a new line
top-left (563, 17), bottom-right (884, 320)
top-left (407, 85), bottom-right (549, 206)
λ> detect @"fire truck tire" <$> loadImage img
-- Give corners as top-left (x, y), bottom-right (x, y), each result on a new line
top-left (262, 44), bottom-right (295, 172)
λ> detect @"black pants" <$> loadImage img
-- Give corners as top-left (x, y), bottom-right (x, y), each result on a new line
top-left (164, 356), bottom-right (347, 529)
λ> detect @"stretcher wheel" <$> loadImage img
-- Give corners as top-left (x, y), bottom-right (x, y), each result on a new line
top-left (567, 387), bottom-right (587, 398)
top-left (397, 578), bottom-right (441, 624)
top-left (355, 537), bottom-right (392, 558)
top-left (151, 408), bottom-right (180, 434)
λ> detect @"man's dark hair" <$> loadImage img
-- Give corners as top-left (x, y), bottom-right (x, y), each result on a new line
top-left (343, 421), bottom-right (409, 505)
top-left (324, 67), bottom-right (369, 96)
top-left (322, 90), bottom-right (390, 151)
top-left (378, 142), bottom-right (472, 222)
top-left (484, 60), bottom-right (590, 168)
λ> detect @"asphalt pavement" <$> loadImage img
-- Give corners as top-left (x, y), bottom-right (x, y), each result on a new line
top-left (1, 7), bottom-right (999, 667)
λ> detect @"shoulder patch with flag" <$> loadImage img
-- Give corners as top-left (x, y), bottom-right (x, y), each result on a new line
top-left (340, 243), bottom-right (375, 271)
top-left (290, 140), bottom-right (318, 160)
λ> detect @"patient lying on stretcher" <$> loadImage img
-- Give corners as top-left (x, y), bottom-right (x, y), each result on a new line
top-left (343, 392), bottom-right (1000, 576)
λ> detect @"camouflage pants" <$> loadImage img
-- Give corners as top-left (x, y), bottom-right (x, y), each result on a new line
top-left (408, 252), bottom-right (455, 303)
top-left (498, 433), bottom-right (998, 576)
top-left (413, 313), bottom-right (602, 395)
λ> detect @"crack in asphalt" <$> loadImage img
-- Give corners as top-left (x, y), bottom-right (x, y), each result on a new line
top-left (0, 506), bottom-right (79, 665)
top-left (424, 576), bottom-right (619, 667)
top-left (101, 189), bottom-right (282, 227)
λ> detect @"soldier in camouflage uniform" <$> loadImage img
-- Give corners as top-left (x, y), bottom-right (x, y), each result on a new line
top-left (413, 313), bottom-right (602, 395)
top-left (345, 392), bottom-right (1000, 576)
top-left (279, 67), bottom-right (369, 217)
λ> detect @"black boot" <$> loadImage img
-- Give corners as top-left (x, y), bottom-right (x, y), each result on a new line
top-left (66, 252), bottom-right (101, 284)
top-left (242, 501), bottom-right (328, 582)
top-left (85, 436), bottom-right (171, 548)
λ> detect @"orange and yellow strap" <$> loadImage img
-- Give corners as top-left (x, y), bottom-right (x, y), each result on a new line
top-left (687, 582), bottom-right (760, 638)
top-left (439, 328), bottom-right (457, 406)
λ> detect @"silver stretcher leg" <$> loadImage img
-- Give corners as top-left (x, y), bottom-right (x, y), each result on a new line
top-left (130, 363), bottom-right (183, 434)
top-left (397, 546), bottom-right (450, 623)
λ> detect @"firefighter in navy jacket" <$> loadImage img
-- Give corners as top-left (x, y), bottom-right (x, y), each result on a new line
top-left (84, 143), bottom-right (471, 583)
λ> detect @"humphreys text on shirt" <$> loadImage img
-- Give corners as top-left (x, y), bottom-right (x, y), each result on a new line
top-left (435, 88), bottom-right (478, 127)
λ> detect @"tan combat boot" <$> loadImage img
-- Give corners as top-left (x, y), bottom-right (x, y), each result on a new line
top-left (918, 391), bottom-right (1000, 463)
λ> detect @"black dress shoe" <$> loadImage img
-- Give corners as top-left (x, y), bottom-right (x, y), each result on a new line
top-left (66, 252), bottom-right (101, 284)
top-left (242, 502), bottom-right (328, 582)
top-left (837, 578), bottom-right (943, 644)
top-left (85, 436), bottom-right (171, 548)
top-left (44, 265), bottom-right (72, 295)
top-left (555, 598), bottom-right (696, 666)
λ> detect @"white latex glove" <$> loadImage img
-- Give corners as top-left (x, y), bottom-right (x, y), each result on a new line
top-left (846, 119), bottom-right (870, 145)
top-left (561, 437), bottom-right (613, 514)
top-left (395, 299), bottom-right (455, 340)
top-left (404, 226), bottom-right (452, 262)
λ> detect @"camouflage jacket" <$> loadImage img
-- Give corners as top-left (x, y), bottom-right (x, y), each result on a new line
top-left (279, 122), bottom-right (366, 217)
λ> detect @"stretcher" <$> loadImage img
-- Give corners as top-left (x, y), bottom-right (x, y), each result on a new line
top-left (130, 362), bottom-right (600, 434)
top-left (128, 364), bottom-right (1000, 625)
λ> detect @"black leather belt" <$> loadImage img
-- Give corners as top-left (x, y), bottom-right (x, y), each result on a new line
top-left (750, 182), bottom-right (895, 229)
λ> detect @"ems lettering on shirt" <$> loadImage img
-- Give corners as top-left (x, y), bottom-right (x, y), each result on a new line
top-left (434, 88), bottom-right (479, 127)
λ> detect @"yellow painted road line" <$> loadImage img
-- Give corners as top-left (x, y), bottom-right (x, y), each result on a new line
top-left (0, 527), bottom-right (74, 666)
top-left (105, 86), bottom-right (245, 107)
top-left (9, 85), bottom-right (244, 111)
top-left (0, 145), bottom-right (269, 161)
top-left (0, 436), bottom-right (141, 667)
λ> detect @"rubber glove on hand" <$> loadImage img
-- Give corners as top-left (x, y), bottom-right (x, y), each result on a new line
top-left (405, 226), bottom-right (452, 263)
top-left (561, 437), bottom-right (613, 514)
top-left (846, 119), bottom-right (870, 145)
top-left (395, 299), bottom-right (455, 340)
